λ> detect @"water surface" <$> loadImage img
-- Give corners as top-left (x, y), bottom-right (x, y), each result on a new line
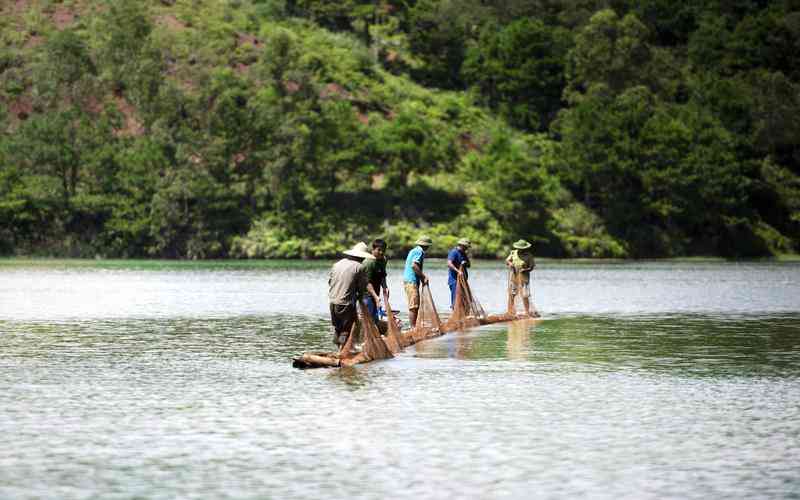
top-left (1, 260), bottom-right (799, 499)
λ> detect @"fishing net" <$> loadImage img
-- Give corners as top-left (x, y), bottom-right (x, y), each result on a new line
top-left (338, 318), bottom-right (358, 359)
top-left (445, 270), bottom-right (486, 331)
top-left (506, 269), bottom-right (540, 318)
top-left (381, 288), bottom-right (403, 354)
top-left (359, 300), bottom-right (393, 361)
top-left (410, 282), bottom-right (442, 342)
top-left (508, 269), bottom-right (522, 316)
top-left (336, 301), bottom-right (393, 361)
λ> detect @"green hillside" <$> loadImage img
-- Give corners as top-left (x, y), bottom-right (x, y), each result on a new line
top-left (1, 0), bottom-right (799, 259)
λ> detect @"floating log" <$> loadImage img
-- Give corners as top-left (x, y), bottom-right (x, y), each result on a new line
top-left (292, 352), bottom-right (341, 369)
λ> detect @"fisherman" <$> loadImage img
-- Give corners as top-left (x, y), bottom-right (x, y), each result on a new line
top-left (328, 241), bottom-right (371, 348)
top-left (505, 239), bottom-right (539, 317)
top-left (403, 235), bottom-right (432, 328)
top-left (447, 238), bottom-right (471, 309)
top-left (361, 238), bottom-right (388, 325)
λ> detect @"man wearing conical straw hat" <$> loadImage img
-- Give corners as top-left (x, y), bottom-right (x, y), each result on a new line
top-left (403, 235), bottom-right (432, 327)
top-left (505, 239), bottom-right (539, 317)
top-left (328, 242), bottom-right (371, 348)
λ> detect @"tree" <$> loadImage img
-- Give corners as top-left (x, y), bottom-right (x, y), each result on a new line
top-left (406, 0), bottom-right (471, 88)
top-left (33, 29), bottom-right (97, 107)
top-left (367, 102), bottom-right (448, 188)
top-left (461, 127), bottom-right (561, 239)
top-left (94, 0), bottom-right (153, 89)
top-left (565, 9), bottom-right (651, 103)
top-left (462, 18), bottom-right (572, 131)
top-left (556, 83), bottom-right (770, 256)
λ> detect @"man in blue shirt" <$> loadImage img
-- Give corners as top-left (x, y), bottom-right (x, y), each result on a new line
top-left (447, 238), bottom-right (471, 308)
top-left (403, 235), bottom-right (432, 328)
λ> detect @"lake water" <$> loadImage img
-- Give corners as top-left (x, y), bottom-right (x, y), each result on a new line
top-left (1, 259), bottom-right (799, 499)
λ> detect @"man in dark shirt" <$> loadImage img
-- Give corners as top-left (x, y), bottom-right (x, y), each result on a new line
top-left (447, 238), bottom-right (471, 309)
top-left (361, 239), bottom-right (388, 324)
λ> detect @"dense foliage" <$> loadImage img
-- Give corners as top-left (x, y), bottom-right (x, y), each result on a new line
top-left (1, 0), bottom-right (799, 258)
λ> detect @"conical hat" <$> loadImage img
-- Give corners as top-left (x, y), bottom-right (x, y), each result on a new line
top-left (513, 239), bottom-right (532, 250)
top-left (343, 241), bottom-right (372, 259)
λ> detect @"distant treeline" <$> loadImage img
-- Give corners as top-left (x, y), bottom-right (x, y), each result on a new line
top-left (1, 0), bottom-right (798, 258)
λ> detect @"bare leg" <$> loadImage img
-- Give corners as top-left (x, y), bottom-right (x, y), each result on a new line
top-left (522, 297), bottom-right (531, 317)
top-left (409, 308), bottom-right (418, 328)
top-left (524, 298), bottom-right (541, 317)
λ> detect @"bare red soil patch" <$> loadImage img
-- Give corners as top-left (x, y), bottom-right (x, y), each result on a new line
top-left (51, 5), bottom-right (75, 30)
top-left (8, 95), bottom-right (33, 120)
top-left (156, 14), bottom-right (186, 32)
top-left (114, 95), bottom-right (144, 137)
top-left (283, 80), bottom-right (301, 94)
top-left (24, 34), bottom-right (44, 48)
top-left (236, 32), bottom-right (262, 47)
top-left (320, 82), bottom-right (352, 100)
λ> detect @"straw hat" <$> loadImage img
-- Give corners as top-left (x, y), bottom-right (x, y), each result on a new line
top-left (343, 241), bottom-right (372, 259)
top-left (513, 239), bottom-right (532, 250)
top-left (457, 238), bottom-right (471, 248)
top-left (415, 235), bottom-right (433, 247)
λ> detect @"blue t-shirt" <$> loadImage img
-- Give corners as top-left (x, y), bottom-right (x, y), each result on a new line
top-left (447, 247), bottom-right (469, 284)
top-left (403, 246), bottom-right (425, 283)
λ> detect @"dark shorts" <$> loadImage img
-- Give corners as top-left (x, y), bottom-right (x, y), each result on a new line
top-left (330, 303), bottom-right (356, 337)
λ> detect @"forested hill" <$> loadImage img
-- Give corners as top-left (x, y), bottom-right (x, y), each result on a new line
top-left (1, 1), bottom-right (799, 259)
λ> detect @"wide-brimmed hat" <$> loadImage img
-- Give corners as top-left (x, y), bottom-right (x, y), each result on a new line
top-left (343, 241), bottom-right (372, 259)
top-left (457, 238), bottom-right (471, 248)
top-left (513, 239), bottom-right (532, 250)
top-left (415, 236), bottom-right (433, 247)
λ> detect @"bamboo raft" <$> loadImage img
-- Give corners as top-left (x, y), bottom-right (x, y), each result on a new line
top-left (292, 270), bottom-right (539, 369)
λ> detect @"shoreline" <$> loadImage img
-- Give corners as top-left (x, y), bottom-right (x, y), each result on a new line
top-left (2, 254), bottom-right (799, 269)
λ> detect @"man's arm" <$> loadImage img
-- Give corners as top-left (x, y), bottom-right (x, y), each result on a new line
top-left (521, 255), bottom-right (535, 272)
top-left (412, 261), bottom-right (427, 284)
top-left (447, 259), bottom-right (463, 275)
top-left (366, 282), bottom-right (380, 304)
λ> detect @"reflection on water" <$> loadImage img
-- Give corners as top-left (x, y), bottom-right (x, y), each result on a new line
top-left (506, 318), bottom-right (536, 360)
top-left (1, 261), bottom-right (800, 500)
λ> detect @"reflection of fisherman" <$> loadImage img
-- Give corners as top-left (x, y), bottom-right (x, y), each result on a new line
top-left (505, 239), bottom-right (539, 317)
top-left (361, 239), bottom-right (388, 324)
top-left (506, 318), bottom-right (534, 360)
top-left (447, 238), bottom-right (471, 309)
top-left (328, 242), bottom-right (371, 347)
top-left (403, 235), bottom-right (431, 328)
